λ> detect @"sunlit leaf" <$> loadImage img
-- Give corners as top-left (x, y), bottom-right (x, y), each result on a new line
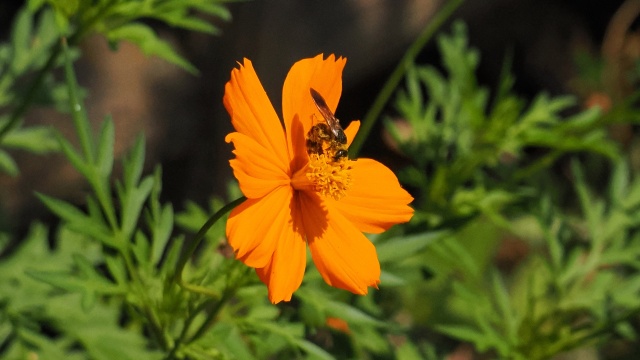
top-left (106, 23), bottom-right (198, 74)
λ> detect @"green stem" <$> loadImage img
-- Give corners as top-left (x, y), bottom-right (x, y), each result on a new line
top-left (174, 197), bottom-right (246, 294)
top-left (61, 37), bottom-right (95, 162)
top-left (61, 37), bottom-right (119, 229)
top-left (349, 0), bottom-right (465, 156)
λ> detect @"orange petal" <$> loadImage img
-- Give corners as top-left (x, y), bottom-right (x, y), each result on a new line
top-left (344, 120), bottom-right (360, 148)
top-left (223, 59), bottom-right (289, 171)
top-left (326, 317), bottom-right (350, 334)
top-left (331, 158), bottom-right (413, 233)
top-left (300, 192), bottom-right (380, 294)
top-left (255, 195), bottom-right (307, 303)
top-left (282, 54), bottom-right (347, 169)
top-left (226, 186), bottom-right (294, 268)
top-left (226, 132), bottom-right (290, 199)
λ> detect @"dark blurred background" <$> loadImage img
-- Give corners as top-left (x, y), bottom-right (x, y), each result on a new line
top-left (0, 0), bottom-right (629, 235)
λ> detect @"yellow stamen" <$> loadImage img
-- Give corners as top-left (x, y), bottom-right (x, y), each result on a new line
top-left (305, 154), bottom-right (352, 200)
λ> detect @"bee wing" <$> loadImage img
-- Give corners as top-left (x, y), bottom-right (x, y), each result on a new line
top-left (310, 88), bottom-right (342, 136)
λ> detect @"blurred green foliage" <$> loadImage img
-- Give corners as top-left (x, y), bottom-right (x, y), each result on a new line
top-left (386, 22), bottom-right (620, 228)
top-left (2, 1), bottom-right (640, 359)
top-left (0, 0), bottom-right (232, 176)
top-left (380, 21), bottom-right (640, 359)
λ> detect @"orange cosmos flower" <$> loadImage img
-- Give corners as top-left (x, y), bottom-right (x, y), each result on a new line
top-left (223, 54), bottom-right (414, 304)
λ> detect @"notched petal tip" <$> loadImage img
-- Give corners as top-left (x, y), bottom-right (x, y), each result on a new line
top-left (283, 54), bottom-right (348, 161)
top-left (224, 132), bottom-right (236, 143)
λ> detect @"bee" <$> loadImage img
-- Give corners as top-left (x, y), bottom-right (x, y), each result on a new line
top-left (306, 88), bottom-right (348, 161)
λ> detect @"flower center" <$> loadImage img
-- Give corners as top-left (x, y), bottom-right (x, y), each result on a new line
top-left (307, 154), bottom-right (352, 200)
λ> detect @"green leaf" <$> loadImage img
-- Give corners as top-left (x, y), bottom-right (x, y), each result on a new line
top-left (0, 149), bottom-right (18, 176)
top-left (292, 339), bottom-right (334, 360)
top-left (159, 235), bottom-right (182, 276)
top-left (176, 198), bottom-right (227, 248)
top-left (2, 126), bottom-right (59, 153)
top-left (10, 8), bottom-right (33, 74)
top-left (132, 232), bottom-right (150, 267)
top-left (36, 193), bottom-right (117, 248)
top-left (379, 270), bottom-right (407, 286)
top-left (436, 324), bottom-right (491, 349)
top-left (95, 116), bottom-right (115, 177)
top-left (353, 325), bottom-right (389, 354)
top-left (12, 328), bottom-right (77, 360)
top-left (55, 131), bottom-right (89, 178)
top-left (26, 257), bottom-right (124, 311)
top-left (47, 294), bottom-right (164, 360)
top-left (85, 196), bottom-right (104, 223)
top-left (324, 301), bottom-right (385, 328)
top-left (150, 204), bottom-right (174, 266)
top-left (107, 23), bottom-right (198, 74)
top-left (490, 270), bottom-right (518, 347)
top-left (196, 2), bottom-right (232, 20)
top-left (153, 12), bottom-right (220, 34)
top-left (395, 341), bottom-right (424, 360)
top-left (54, 0), bottom-right (80, 17)
top-left (36, 192), bottom-right (84, 221)
top-left (377, 230), bottom-right (448, 263)
top-left (27, 0), bottom-right (47, 11)
top-left (246, 304), bottom-right (280, 321)
top-left (119, 176), bottom-right (154, 240)
top-left (615, 321), bottom-right (637, 340)
top-left (571, 160), bottom-right (600, 230)
top-left (104, 255), bottom-right (127, 286)
top-left (206, 323), bottom-right (257, 360)
top-left (123, 135), bottom-right (145, 190)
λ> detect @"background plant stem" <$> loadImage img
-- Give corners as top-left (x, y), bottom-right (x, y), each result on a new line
top-left (349, 0), bottom-right (465, 156)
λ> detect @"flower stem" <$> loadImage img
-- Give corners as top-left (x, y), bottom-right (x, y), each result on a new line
top-left (349, 0), bottom-right (465, 156)
top-left (174, 196), bottom-right (246, 295)
top-left (167, 197), bottom-right (247, 356)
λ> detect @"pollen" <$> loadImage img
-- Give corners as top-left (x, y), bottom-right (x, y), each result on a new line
top-left (306, 154), bottom-right (353, 200)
